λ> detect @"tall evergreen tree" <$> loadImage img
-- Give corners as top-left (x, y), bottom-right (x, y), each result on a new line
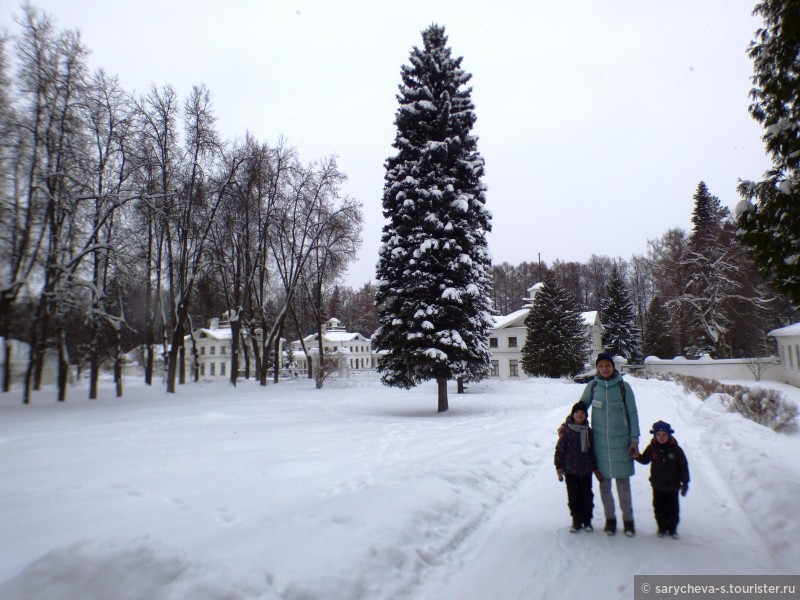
top-left (374, 24), bottom-right (493, 412)
top-left (601, 263), bottom-right (642, 361)
top-left (736, 0), bottom-right (800, 306)
top-left (684, 183), bottom-right (733, 356)
top-left (651, 185), bottom-right (781, 358)
top-left (520, 274), bottom-right (586, 378)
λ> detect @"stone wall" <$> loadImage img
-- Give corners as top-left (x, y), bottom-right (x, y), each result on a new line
top-left (642, 354), bottom-right (783, 383)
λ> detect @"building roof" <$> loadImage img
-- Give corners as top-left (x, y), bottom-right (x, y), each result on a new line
top-left (300, 331), bottom-right (369, 344)
top-left (185, 328), bottom-right (233, 341)
top-left (491, 309), bottom-right (530, 330)
top-left (491, 309), bottom-right (601, 331)
top-left (769, 322), bottom-right (800, 337)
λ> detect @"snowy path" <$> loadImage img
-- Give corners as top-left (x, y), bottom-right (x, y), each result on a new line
top-left (416, 378), bottom-right (790, 600)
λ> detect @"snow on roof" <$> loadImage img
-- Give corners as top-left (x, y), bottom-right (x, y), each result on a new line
top-left (324, 332), bottom-right (365, 342)
top-left (300, 331), bottom-right (368, 344)
top-left (769, 322), bottom-right (800, 337)
top-left (491, 308), bottom-right (529, 330)
top-left (491, 309), bottom-right (600, 331)
top-left (185, 328), bottom-right (233, 341)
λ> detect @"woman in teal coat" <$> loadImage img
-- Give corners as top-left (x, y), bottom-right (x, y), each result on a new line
top-left (580, 352), bottom-right (640, 537)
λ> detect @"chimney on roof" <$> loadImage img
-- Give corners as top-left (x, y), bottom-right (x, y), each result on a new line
top-left (209, 318), bottom-right (219, 330)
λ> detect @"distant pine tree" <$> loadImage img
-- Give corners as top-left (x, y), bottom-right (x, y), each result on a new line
top-left (374, 24), bottom-right (493, 412)
top-left (736, 0), bottom-right (800, 306)
top-left (601, 264), bottom-right (642, 361)
top-left (690, 181), bottom-right (727, 248)
top-left (642, 295), bottom-right (675, 359)
top-left (521, 274), bottom-right (586, 378)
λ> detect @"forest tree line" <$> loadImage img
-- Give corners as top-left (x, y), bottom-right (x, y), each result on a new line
top-left (0, 7), bottom-right (362, 402)
top-left (491, 182), bottom-right (796, 362)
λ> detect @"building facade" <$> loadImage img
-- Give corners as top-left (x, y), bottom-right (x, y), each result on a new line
top-left (183, 316), bottom-right (272, 381)
top-left (769, 322), bottom-right (800, 386)
top-left (488, 284), bottom-right (603, 380)
top-left (184, 318), bottom-right (234, 380)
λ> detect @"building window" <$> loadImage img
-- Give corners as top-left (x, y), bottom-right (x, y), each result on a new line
top-left (221, 346), bottom-right (226, 355)
top-left (221, 362), bottom-right (226, 376)
top-left (210, 363), bottom-right (216, 376)
top-left (200, 347), bottom-right (205, 355)
top-left (795, 345), bottom-right (800, 371)
top-left (200, 364), bottom-right (205, 376)
top-left (789, 344), bottom-right (795, 369)
top-left (508, 337), bottom-right (517, 348)
top-left (490, 360), bottom-right (499, 377)
top-left (509, 359), bottom-right (519, 377)
top-left (210, 346), bottom-right (216, 355)
top-left (489, 337), bottom-right (498, 348)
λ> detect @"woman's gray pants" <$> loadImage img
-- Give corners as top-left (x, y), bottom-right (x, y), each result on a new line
top-left (599, 477), bottom-right (633, 521)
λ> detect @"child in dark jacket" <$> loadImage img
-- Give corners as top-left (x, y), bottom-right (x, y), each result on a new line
top-left (554, 401), bottom-right (602, 532)
top-left (635, 420), bottom-right (690, 539)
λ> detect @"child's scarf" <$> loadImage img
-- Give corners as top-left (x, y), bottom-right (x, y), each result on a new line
top-left (567, 421), bottom-right (590, 453)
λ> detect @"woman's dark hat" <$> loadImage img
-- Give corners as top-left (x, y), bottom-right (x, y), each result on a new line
top-left (596, 352), bottom-right (614, 366)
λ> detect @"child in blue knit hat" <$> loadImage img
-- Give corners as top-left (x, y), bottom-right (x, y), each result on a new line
top-left (635, 420), bottom-right (690, 539)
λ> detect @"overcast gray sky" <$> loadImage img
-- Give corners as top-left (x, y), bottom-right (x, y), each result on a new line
top-left (1, 0), bottom-right (772, 287)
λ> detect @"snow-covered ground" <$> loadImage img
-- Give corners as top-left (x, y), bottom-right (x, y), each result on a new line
top-left (1, 375), bottom-right (798, 600)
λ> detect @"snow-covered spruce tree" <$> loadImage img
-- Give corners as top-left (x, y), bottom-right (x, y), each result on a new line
top-left (683, 183), bottom-right (735, 356)
top-left (678, 183), bottom-right (778, 357)
top-left (520, 274), bottom-right (586, 378)
top-left (601, 263), bottom-right (642, 362)
top-left (736, 0), bottom-right (800, 306)
top-left (374, 24), bottom-right (493, 412)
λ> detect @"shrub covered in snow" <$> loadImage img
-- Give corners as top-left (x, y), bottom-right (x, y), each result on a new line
top-left (634, 371), bottom-right (798, 432)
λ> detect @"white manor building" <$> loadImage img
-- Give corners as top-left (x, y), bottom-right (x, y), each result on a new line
top-left (184, 317), bottom-right (236, 380)
top-left (290, 318), bottom-right (375, 376)
top-left (488, 283), bottom-right (604, 380)
top-left (183, 316), bottom-right (273, 381)
top-left (181, 315), bottom-right (370, 381)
